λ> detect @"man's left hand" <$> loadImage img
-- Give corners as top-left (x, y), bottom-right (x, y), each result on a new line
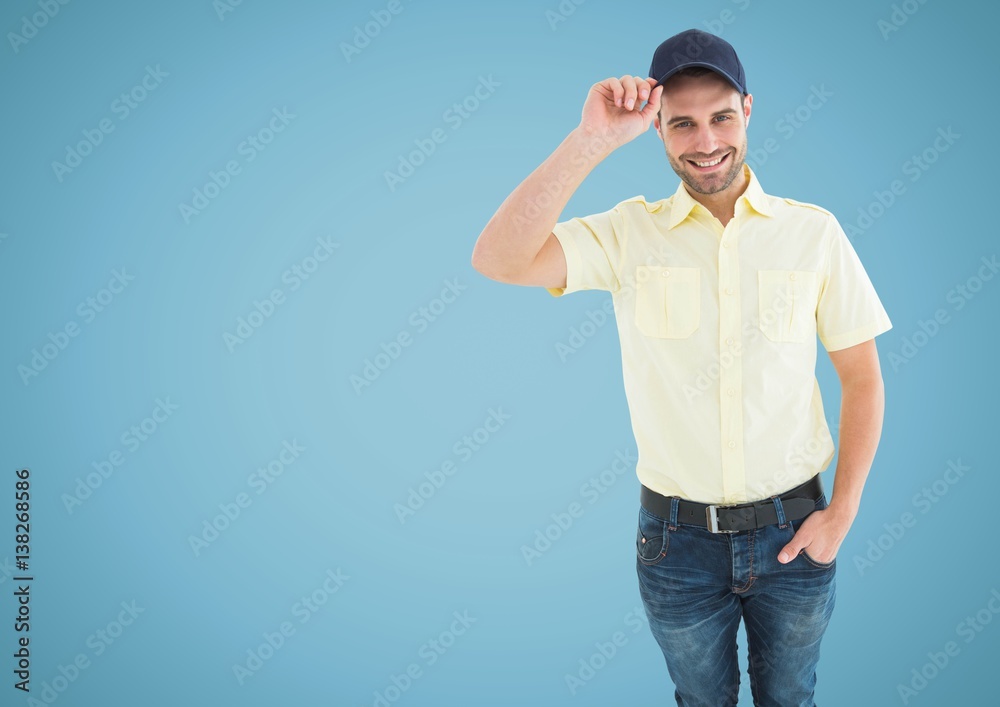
top-left (777, 505), bottom-right (855, 564)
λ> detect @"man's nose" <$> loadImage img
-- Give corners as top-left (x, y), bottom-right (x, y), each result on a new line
top-left (691, 125), bottom-right (721, 156)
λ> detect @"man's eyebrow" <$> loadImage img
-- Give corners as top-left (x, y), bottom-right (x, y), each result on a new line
top-left (666, 108), bottom-right (739, 126)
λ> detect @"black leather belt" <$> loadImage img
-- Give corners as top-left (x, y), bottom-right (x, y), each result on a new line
top-left (640, 474), bottom-right (823, 533)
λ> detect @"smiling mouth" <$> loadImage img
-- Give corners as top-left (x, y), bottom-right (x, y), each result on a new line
top-left (687, 152), bottom-right (730, 171)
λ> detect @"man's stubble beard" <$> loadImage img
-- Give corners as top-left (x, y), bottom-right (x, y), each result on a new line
top-left (665, 133), bottom-right (748, 196)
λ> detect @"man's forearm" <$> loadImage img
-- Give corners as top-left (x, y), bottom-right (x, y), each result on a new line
top-left (827, 376), bottom-right (886, 522)
top-left (471, 127), bottom-right (613, 279)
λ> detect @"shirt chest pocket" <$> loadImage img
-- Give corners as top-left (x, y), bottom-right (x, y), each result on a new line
top-left (757, 270), bottom-right (819, 343)
top-left (634, 266), bottom-right (701, 339)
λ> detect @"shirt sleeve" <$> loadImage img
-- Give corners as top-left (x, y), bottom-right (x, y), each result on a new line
top-left (816, 216), bottom-right (893, 351)
top-left (545, 203), bottom-right (625, 297)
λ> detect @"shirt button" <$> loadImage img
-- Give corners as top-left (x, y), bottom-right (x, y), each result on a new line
top-left (728, 440), bottom-right (736, 449)
top-left (722, 241), bottom-right (730, 248)
top-left (727, 388), bottom-right (735, 396)
top-left (726, 337), bottom-right (734, 346)
top-left (789, 272), bottom-right (796, 280)
top-left (663, 270), bottom-right (670, 277)
top-left (725, 287), bottom-right (733, 295)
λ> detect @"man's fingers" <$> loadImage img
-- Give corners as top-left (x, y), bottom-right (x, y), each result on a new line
top-left (635, 82), bottom-right (649, 108)
top-left (600, 75), bottom-right (659, 110)
top-left (620, 75), bottom-right (638, 110)
top-left (607, 77), bottom-right (624, 107)
top-left (624, 75), bottom-right (660, 112)
top-left (639, 84), bottom-right (663, 121)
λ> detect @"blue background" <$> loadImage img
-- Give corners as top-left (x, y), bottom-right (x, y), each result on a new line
top-left (2, 0), bottom-right (996, 705)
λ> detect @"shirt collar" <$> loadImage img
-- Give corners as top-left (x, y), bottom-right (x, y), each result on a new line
top-left (665, 162), bottom-right (773, 230)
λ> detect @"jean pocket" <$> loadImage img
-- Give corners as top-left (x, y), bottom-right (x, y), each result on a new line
top-left (796, 493), bottom-right (836, 568)
top-left (757, 269), bottom-right (818, 343)
top-left (636, 507), bottom-right (669, 566)
top-left (801, 547), bottom-right (836, 569)
top-left (634, 266), bottom-right (700, 339)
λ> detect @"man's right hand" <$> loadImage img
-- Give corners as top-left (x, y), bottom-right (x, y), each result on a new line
top-left (472, 76), bottom-right (662, 288)
top-left (578, 75), bottom-right (663, 153)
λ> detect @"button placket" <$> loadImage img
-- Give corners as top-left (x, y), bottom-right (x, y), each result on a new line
top-left (718, 218), bottom-right (746, 502)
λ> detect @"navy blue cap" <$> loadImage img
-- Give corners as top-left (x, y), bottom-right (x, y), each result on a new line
top-left (648, 29), bottom-right (747, 95)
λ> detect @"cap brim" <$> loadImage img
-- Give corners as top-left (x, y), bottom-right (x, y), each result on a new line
top-left (653, 62), bottom-right (744, 94)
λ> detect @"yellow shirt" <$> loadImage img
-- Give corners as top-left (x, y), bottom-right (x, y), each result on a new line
top-left (547, 163), bottom-right (892, 504)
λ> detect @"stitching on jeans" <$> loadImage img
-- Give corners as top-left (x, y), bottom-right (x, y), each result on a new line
top-left (801, 547), bottom-right (836, 569)
top-left (726, 538), bottom-right (735, 590)
top-left (657, 520), bottom-right (669, 564)
top-left (734, 529), bottom-right (756, 593)
top-left (637, 514), bottom-right (669, 566)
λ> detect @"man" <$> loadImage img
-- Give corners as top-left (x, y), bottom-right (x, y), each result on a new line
top-left (471, 28), bottom-right (891, 706)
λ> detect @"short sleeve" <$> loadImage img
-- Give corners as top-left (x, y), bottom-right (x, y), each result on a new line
top-left (545, 204), bottom-right (625, 297)
top-left (816, 217), bottom-right (893, 351)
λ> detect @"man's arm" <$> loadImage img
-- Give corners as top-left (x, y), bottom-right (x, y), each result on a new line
top-left (777, 338), bottom-right (885, 564)
top-left (470, 75), bottom-right (662, 287)
top-left (825, 337), bottom-right (886, 523)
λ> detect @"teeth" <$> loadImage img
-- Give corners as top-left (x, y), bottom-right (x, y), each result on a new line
top-left (693, 155), bottom-right (724, 167)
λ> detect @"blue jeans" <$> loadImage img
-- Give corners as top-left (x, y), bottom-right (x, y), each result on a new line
top-left (636, 489), bottom-right (837, 706)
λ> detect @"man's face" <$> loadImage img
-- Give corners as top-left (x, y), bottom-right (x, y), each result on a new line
top-left (653, 72), bottom-right (752, 196)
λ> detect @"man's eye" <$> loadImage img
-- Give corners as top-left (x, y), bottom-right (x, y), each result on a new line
top-left (676, 122), bottom-right (691, 128)
top-left (715, 115), bottom-right (731, 122)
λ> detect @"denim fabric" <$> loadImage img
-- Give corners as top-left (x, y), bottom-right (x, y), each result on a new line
top-left (636, 491), bottom-right (836, 706)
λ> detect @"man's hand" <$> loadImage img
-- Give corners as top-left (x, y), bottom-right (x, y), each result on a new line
top-left (777, 339), bottom-right (884, 565)
top-left (578, 75), bottom-right (663, 152)
top-left (777, 505), bottom-right (856, 565)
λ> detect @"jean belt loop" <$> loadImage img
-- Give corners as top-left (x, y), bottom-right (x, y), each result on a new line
top-left (669, 497), bottom-right (679, 529)
top-left (772, 494), bottom-right (788, 528)
top-left (771, 496), bottom-right (788, 528)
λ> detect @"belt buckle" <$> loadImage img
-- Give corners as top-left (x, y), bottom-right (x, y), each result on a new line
top-left (706, 504), bottom-right (740, 533)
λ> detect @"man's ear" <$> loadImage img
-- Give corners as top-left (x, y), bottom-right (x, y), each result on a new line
top-left (743, 92), bottom-right (753, 127)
